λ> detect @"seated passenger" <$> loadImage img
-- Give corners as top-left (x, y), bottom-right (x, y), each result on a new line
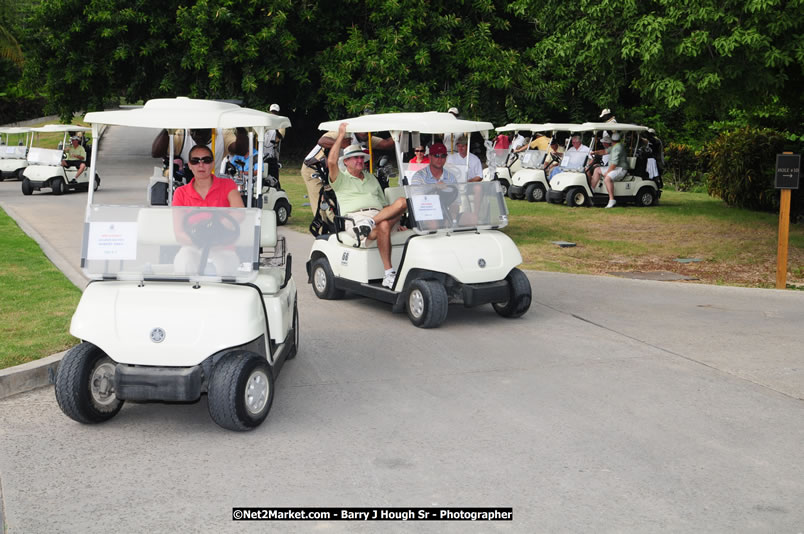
top-left (410, 142), bottom-right (455, 185)
top-left (549, 134), bottom-right (590, 181)
top-left (590, 133), bottom-right (627, 208)
top-left (172, 146), bottom-right (245, 208)
top-left (446, 135), bottom-right (483, 182)
top-left (328, 123), bottom-right (407, 289)
top-left (543, 140), bottom-right (564, 176)
top-left (61, 136), bottom-right (87, 180)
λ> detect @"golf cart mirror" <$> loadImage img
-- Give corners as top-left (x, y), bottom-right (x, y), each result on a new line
top-left (81, 205), bottom-right (262, 283)
top-left (403, 181), bottom-right (509, 233)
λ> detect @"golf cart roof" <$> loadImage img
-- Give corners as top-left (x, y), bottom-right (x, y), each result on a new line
top-left (31, 124), bottom-right (92, 133)
top-left (84, 97), bottom-right (291, 130)
top-left (319, 112), bottom-right (493, 134)
top-left (581, 122), bottom-right (648, 132)
top-left (0, 127), bottom-right (32, 134)
top-left (496, 123), bottom-right (589, 133)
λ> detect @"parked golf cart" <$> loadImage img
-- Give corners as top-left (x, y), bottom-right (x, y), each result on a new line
top-left (54, 97), bottom-right (297, 431)
top-left (223, 149), bottom-right (293, 226)
top-left (547, 122), bottom-right (662, 207)
top-left (0, 127), bottom-right (31, 181)
top-left (502, 123), bottom-right (574, 202)
top-left (306, 112), bottom-right (531, 328)
top-left (481, 125), bottom-right (525, 196)
top-left (21, 125), bottom-right (100, 195)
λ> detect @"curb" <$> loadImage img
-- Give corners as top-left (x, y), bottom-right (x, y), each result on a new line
top-left (0, 352), bottom-right (63, 400)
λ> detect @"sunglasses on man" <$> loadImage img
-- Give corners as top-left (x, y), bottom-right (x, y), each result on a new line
top-left (189, 156), bottom-right (214, 165)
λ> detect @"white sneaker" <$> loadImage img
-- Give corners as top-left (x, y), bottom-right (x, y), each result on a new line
top-left (353, 218), bottom-right (375, 238)
top-left (605, 199), bottom-right (616, 208)
top-left (382, 269), bottom-right (396, 289)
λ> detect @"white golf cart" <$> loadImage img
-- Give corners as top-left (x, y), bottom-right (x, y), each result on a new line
top-left (0, 127), bottom-right (31, 181)
top-left (306, 112), bottom-right (532, 328)
top-left (502, 123), bottom-right (576, 202)
top-left (21, 124), bottom-right (100, 195)
top-left (221, 149), bottom-right (292, 225)
top-left (547, 122), bottom-right (662, 207)
top-left (481, 126), bottom-right (525, 197)
top-left (54, 97), bottom-right (298, 431)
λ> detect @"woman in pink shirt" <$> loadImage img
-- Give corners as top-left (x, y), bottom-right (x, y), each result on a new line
top-left (172, 145), bottom-right (244, 207)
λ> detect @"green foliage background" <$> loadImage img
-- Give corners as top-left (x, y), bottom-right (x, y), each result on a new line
top-left (2, 0), bottom-right (801, 146)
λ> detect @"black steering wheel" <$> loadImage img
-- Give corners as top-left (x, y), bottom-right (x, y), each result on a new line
top-left (182, 210), bottom-right (240, 249)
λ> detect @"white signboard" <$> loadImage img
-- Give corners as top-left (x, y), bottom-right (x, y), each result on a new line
top-left (87, 222), bottom-right (138, 260)
top-left (411, 195), bottom-right (444, 221)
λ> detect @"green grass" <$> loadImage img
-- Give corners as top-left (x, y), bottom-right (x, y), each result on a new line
top-left (0, 208), bottom-right (81, 369)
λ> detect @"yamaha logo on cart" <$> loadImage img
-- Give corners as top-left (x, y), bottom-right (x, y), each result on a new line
top-left (341, 251), bottom-right (349, 265)
top-left (478, 259), bottom-right (486, 268)
top-left (150, 327), bottom-right (166, 343)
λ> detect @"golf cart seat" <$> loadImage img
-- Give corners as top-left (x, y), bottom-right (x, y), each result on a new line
top-left (334, 186), bottom-right (416, 248)
top-left (28, 147), bottom-right (63, 166)
top-left (520, 150), bottom-right (547, 169)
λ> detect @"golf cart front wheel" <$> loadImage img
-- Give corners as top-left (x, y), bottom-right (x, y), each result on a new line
top-left (54, 342), bottom-right (124, 424)
top-left (492, 268), bottom-right (532, 318)
top-left (287, 300), bottom-right (299, 360)
top-left (496, 179), bottom-right (510, 196)
top-left (525, 183), bottom-right (546, 202)
top-left (93, 174), bottom-right (101, 192)
top-left (406, 279), bottom-right (448, 328)
top-left (635, 187), bottom-right (656, 207)
top-left (52, 177), bottom-right (65, 195)
top-left (566, 187), bottom-right (589, 207)
top-left (274, 198), bottom-right (291, 225)
top-left (311, 257), bottom-right (344, 300)
top-left (208, 351), bottom-right (274, 431)
top-left (21, 178), bottom-right (33, 196)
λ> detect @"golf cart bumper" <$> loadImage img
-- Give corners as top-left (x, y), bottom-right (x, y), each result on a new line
top-left (508, 185), bottom-right (524, 197)
top-left (114, 364), bottom-right (203, 402)
top-left (547, 190), bottom-right (565, 203)
top-left (461, 280), bottom-right (509, 307)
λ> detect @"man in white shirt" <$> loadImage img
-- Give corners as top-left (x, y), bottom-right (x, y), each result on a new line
top-left (446, 135), bottom-right (483, 182)
top-left (548, 134), bottom-right (590, 181)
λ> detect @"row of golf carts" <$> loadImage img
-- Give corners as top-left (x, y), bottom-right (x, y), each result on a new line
top-left (483, 122), bottom-right (663, 208)
top-left (52, 99), bottom-right (531, 432)
top-left (0, 125), bottom-right (100, 194)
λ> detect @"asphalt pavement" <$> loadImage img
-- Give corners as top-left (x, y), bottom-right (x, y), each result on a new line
top-left (0, 124), bottom-right (803, 533)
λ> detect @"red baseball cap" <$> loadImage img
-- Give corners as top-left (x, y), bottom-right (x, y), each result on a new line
top-left (429, 142), bottom-right (447, 156)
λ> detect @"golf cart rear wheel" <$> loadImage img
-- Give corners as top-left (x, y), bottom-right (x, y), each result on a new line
top-left (52, 177), bottom-right (65, 196)
top-left (525, 183), bottom-right (546, 202)
top-left (311, 257), bottom-right (344, 300)
top-left (496, 179), bottom-right (509, 196)
top-left (208, 351), bottom-right (274, 431)
top-left (406, 279), bottom-right (448, 328)
top-left (54, 342), bottom-right (124, 424)
top-left (21, 178), bottom-right (33, 196)
top-left (287, 301), bottom-right (299, 360)
top-left (566, 187), bottom-right (588, 207)
top-left (492, 268), bottom-right (532, 318)
top-left (274, 198), bottom-right (290, 226)
top-left (93, 174), bottom-right (101, 192)
top-left (635, 187), bottom-right (656, 207)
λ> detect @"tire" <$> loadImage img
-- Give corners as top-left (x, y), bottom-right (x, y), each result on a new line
top-left (93, 174), bottom-right (101, 192)
top-left (311, 257), bottom-right (344, 300)
top-left (635, 187), bottom-right (656, 207)
top-left (0, 173), bottom-right (4, 182)
top-left (286, 301), bottom-right (299, 360)
top-left (54, 342), bottom-right (124, 424)
top-left (21, 178), bottom-right (33, 196)
top-left (566, 187), bottom-right (589, 207)
top-left (52, 177), bottom-right (65, 196)
top-left (525, 183), bottom-right (546, 202)
top-left (492, 268), bottom-right (532, 318)
top-left (496, 179), bottom-right (509, 197)
top-left (208, 351), bottom-right (274, 431)
top-left (274, 198), bottom-right (290, 226)
top-left (406, 279), bottom-right (448, 328)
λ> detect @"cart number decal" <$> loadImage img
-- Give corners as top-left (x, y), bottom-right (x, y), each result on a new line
top-left (626, 183), bottom-right (631, 189)
top-left (341, 251), bottom-right (349, 265)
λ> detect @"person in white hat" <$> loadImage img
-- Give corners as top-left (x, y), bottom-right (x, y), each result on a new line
top-left (327, 123), bottom-right (407, 288)
top-left (590, 132), bottom-right (627, 208)
top-left (61, 136), bottom-right (87, 179)
top-left (263, 104), bottom-right (286, 164)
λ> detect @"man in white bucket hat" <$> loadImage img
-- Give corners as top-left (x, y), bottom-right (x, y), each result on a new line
top-left (327, 123), bottom-right (407, 288)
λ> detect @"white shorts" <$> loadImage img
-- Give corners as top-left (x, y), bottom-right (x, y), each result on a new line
top-left (605, 167), bottom-right (627, 181)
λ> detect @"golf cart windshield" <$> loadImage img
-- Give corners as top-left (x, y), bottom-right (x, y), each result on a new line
top-left (81, 205), bottom-right (261, 283)
top-left (559, 151), bottom-right (588, 171)
top-left (403, 181), bottom-right (508, 233)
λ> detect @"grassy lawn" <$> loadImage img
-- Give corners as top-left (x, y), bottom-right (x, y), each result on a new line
top-left (278, 164), bottom-right (804, 288)
top-left (0, 208), bottom-right (82, 369)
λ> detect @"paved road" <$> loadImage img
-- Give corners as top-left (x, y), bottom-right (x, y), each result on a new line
top-left (1, 126), bottom-right (803, 533)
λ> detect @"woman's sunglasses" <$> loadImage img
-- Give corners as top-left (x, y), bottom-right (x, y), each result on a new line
top-left (189, 156), bottom-right (214, 165)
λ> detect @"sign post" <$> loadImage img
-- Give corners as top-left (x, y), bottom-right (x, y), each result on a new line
top-left (775, 153), bottom-right (800, 289)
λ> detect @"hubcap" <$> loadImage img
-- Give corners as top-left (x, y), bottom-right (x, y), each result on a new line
top-left (90, 361), bottom-right (117, 406)
top-left (277, 206), bottom-right (287, 222)
top-left (244, 369), bottom-right (269, 416)
top-left (409, 289), bottom-right (424, 319)
top-left (642, 193), bottom-right (652, 205)
top-left (314, 267), bottom-right (327, 293)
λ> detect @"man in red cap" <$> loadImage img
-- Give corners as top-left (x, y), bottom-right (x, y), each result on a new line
top-left (409, 142), bottom-right (456, 185)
